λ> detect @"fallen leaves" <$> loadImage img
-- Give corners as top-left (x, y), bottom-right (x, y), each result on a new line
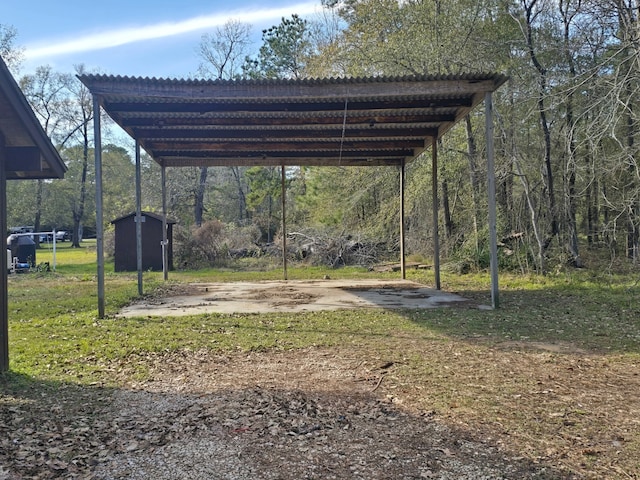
top-left (2, 345), bottom-right (639, 479)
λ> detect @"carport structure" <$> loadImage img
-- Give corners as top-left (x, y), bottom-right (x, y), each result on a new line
top-left (1, 58), bottom-right (67, 371)
top-left (78, 73), bottom-right (507, 318)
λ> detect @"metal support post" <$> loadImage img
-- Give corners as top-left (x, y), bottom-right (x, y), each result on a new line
top-left (93, 96), bottom-right (105, 318)
top-left (432, 140), bottom-right (441, 290)
top-left (485, 92), bottom-right (500, 308)
top-left (135, 141), bottom-right (143, 295)
top-left (161, 164), bottom-right (168, 281)
top-left (281, 165), bottom-right (288, 280)
top-left (400, 159), bottom-right (406, 280)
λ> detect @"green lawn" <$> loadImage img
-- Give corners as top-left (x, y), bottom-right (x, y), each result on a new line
top-left (6, 241), bottom-right (640, 380)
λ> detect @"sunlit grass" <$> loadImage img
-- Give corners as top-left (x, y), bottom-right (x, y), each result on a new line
top-left (5, 242), bottom-right (640, 383)
top-left (29, 239), bottom-right (115, 275)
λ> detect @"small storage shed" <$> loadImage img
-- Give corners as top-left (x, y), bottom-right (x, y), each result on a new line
top-left (111, 212), bottom-right (174, 272)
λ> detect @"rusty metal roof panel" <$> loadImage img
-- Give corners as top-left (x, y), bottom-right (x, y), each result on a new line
top-left (78, 73), bottom-right (507, 168)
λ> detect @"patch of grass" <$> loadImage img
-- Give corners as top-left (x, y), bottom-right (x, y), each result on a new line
top-left (403, 268), bottom-right (640, 353)
top-left (9, 282), bottom-right (437, 383)
top-left (7, 247), bottom-right (640, 382)
top-left (32, 240), bottom-right (102, 275)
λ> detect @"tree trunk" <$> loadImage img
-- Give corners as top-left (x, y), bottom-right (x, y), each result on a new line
top-left (229, 166), bottom-right (247, 221)
top-left (442, 178), bottom-right (453, 240)
top-left (628, 214), bottom-right (639, 261)
top-left (523, 0), bottom-right (558, 250)
top-left (498, 86), bottom-right (515, 233)
top-left (194, 166), bottom-right (208, 227)
top-left (586, 137), bottom-right (597, 246)
top-left (514, 156), bottom-right (546, 273)
top-left (465, 115), bottom-right (481, 259)
top-left (560, 0), bottom-right (582, 267)
top-left (72, 125), bottom-right (89, 248)
top-left (603, 177), bottom-right (611, 249)
top-left (626, 100), bottom-right (638, 261)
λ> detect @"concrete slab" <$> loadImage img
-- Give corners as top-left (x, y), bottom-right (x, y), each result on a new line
top-left (118, 279), bottom-right (468, 317)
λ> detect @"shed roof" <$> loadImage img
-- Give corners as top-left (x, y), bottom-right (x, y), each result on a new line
top-left (78, 73), bottom-right (507, 168)
top-left (111, 211), bottom-right (176, 224)
top-left (0, 58), bottom-right (66, 179)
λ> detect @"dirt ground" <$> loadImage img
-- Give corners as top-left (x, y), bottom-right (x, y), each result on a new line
top-left (4, 343), bottom-right (635, 479)
top-left (88, 348), bottom-right (562, 480)
top-left (118, 279), bottom-right (474, 317)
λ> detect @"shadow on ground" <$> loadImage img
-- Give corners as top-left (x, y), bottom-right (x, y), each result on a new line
top-left (1, 359), bottom-right (574, 480)
top-left (401, 283), bottom-right (640, 354)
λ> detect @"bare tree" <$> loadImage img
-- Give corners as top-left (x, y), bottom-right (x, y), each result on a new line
top-left (0, 24), bottom-right (23, 73)
top-left (559, 0), bottom-right (584, 267)
top-left (194, 20), bottom-right (253, 227)
top-left (513, 0), bottom-right (559, 249)
top-left (197, 20), bottom-right (253, 80)
top-left (59, 65), bottom-right (95, 247)
top-left (19, 66), bottom-right (72, 242)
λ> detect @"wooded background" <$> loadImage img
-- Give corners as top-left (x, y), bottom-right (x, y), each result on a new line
top-left (2, 0), bottom-right (640, 272)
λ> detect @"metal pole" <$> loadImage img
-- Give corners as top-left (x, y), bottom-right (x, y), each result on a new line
top-left (52, 229), bottom-right (56, 271)
top-left (400, 159), bottom-right (406, 280)
top-left (135, 141), bottom-right (143, 295)
top-left (93, 96), bottom-right (105, 318)
top-left (281, 165), bottom-right (288, 280)
top-left (0, 133), bottom-right (9, 371)
top-left (432, 140), bottom-right (441, 290)
top-left (161, 163), bottom-right (168, 281)
top-left (486, 92), bottom-right (500, 308)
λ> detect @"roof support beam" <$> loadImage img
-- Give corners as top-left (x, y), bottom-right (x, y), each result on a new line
top-left (160, 158), bottom-right (407, 168)
top-left (121, 115), bottom-right (448, 129)
top-left (144, 140), bottom-right (425, 152)
top-left (0, 133), bottom-right (9, 371)
top-left (130, 126), bottom-right (443, 139)
top-left (104, 98), bottom-right (472, 114)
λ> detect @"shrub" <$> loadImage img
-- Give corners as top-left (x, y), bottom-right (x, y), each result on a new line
top-left (174, 220), bottom-right (226, 269)
top-left (174, 220), bottom-right (264, 269)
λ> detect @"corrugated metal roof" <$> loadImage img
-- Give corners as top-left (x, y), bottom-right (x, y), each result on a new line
top-left (78, 73), bottom-right (507, 168)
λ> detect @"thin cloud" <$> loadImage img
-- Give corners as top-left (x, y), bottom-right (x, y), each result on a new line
top-left (25, 2), bottom-right (319, 59)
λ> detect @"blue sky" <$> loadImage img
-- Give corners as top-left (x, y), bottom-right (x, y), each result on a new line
top-left (4, 0), bottom-right (323, 77)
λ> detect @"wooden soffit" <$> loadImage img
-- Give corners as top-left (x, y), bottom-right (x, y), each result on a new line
top-left (78, 73), bottom-right (508, 168)
top-left (0, 58), bottom-right (66, 179)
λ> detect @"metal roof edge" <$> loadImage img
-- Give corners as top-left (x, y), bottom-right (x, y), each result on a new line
top-left (78, 72), bottom-right (509, 89)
